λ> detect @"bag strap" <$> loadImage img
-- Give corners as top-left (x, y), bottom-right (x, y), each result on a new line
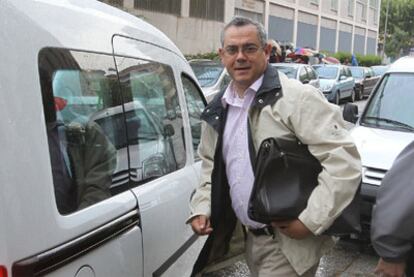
top-left (247, 121), bottom-right (256, 172)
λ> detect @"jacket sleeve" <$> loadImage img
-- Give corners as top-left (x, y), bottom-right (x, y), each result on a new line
top-left (187, 121), bottom-right (217, 223)
top-left (285, 85), bottom-right (362, 235)
top-left (77, 121), bottom-right (116, 209)
top-left (371, 141), bottom-right (414, 262)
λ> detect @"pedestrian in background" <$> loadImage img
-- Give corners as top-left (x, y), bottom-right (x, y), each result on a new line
top-left (371, 140), bottom-right (414, 277)
top-left (188, 16), bottom-right (361, 277)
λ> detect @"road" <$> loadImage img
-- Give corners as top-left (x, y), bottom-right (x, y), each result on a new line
top-left (204, 98), bottom-right (379, 277)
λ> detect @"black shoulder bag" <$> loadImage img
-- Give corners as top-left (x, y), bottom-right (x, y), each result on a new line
top-left (247, 133), bottom-right (361, 236)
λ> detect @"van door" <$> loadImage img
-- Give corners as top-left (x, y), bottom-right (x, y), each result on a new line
top-left (113, 36), bottom-right (202, 277)
top-left (11, 48), bottom-right (144, 277)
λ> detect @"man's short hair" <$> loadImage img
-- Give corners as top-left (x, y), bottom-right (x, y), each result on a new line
top-left (220, 16), bottom-right (267, 48)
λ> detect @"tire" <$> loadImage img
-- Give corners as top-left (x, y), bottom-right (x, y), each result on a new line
top-left (349, 88), bottom-right (355, 103)
top-left (335, 91), bottom-right (340, 105)
top-left (359, 86), bottom-right (364, 100)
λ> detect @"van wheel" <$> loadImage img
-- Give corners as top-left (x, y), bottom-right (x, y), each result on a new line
top-left (335, 91), bottom-right (340, 105)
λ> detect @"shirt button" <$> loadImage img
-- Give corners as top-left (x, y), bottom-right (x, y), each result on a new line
top-left (206, 109), bottom-right (210, 113)
top-left (215, 116), bottom-right (219, 120)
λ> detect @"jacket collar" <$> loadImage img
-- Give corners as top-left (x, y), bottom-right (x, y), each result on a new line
top-left (201, 65), bottom-right (283, 132)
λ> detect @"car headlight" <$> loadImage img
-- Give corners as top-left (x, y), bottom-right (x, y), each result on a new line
top-left (142, 154), bottom-right (168, 179)
top-left (321, 84), bottom-right (334, 92)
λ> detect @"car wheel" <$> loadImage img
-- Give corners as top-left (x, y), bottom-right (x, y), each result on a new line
top-left (335, 91), bottom-right (340, 105)
top-left (359, 86), bottom-right (364, 100)
top-left (349, 88), bottom-right (355, 103)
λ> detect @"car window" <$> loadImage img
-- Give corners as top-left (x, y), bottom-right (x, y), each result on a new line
top-left (361, 73), bottom-right (414, 131)
top-left (314, 66), bottom-right (338, 79)
top-left (349, 67), bottom-right (364, 78)
top-left (306, 66), bottom-right (317, 80)
top-left (39, 48), bottom-right (122, 214)
top-left (274, 65), bottom-right (298, 79)
top-left (299, 67), bottom-right (308, 82)
top-left (190, 62), bottom-right (224, 87)
top-left (181, 74), bottom-right (206, 160)
top-left (346, 68), bottom-right (352, 77)
top-left (114, 57), bottom-right (187, 187)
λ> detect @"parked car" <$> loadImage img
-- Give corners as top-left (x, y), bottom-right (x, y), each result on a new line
top-left (349, 66), bottom-right (381, 99)
top-left (313, 64), bottom-right (356, 104)
top-left (343, 56), bottom-right (414, 236)
top-left (0, 0), bottom-right (207, 276)
top-left (371, 64), bottom-right (390, 77)
top-left (271, 63), bottom-right (320, 89)
top-left (189, 59), bottom-right (231, 102)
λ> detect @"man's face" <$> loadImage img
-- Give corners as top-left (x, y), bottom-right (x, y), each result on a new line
top-left (219, 24), bottom-right (271, 92)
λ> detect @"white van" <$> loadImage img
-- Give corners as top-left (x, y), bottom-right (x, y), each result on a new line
top-left (0, 0), bottom-right (207, 276)
top-left (343, 56), bottom-right (414, 235)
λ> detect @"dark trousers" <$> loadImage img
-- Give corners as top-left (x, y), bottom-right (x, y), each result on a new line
top-left (406, 248), bottom-right (414, 276)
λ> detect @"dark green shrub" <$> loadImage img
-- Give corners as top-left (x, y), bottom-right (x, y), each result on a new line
top-left (185, 51), bottom-right (219, 61)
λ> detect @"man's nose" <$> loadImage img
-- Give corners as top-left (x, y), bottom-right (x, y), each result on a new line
top-left (235, 49), bottom-right (247, 61)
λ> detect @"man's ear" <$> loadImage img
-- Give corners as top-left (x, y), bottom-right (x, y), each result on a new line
top-left (218, 48), bottom-right (225, 63)
top-left (263, 43), bottom-right (272, 57)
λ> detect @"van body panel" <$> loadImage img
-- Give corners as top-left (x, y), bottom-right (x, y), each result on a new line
top-left (112, 35), bottom-right (203, 277)
top-left (1, 0), bottom-right (204, 276)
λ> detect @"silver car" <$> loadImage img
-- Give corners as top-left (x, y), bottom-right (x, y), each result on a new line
top-left (189, 59), bottom-right (231, 102)
top-left (343, 56), bottom-right (414, 236)
top-left (271, 62), bottom-right (320, 89)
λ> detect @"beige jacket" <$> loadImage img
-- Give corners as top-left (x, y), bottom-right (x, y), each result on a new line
top-left (190, 67), bottom-right (361, 275)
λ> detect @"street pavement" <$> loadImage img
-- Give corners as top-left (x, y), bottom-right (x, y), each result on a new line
top-left (204, 99), bottom-right (379, 277)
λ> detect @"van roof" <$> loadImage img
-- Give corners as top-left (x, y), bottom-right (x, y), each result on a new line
top-left (388, 56), bottom-right (414, 74)
top-left (5, 0), bottom-right (184, 60)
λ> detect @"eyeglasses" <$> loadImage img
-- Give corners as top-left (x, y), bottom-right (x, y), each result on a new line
top-left (223, 44), bottom-right (262, 56)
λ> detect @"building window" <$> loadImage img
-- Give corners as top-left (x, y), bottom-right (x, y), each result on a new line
top-left (134, 0), bottom-right (181, 16)
top-left (348, 0), bottom-right (354, 16)
top-left (369, 0), bottom-right (378, 9)
top-left (190, 0), bottom-right (224, 21)
top-left (331, 0), bottom-right (338, 11)
top-left (361, 0), bottom-right (367, 20)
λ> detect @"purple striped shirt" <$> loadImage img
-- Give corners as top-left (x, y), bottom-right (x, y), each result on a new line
top-left (222, 76), bottom-right (265, 229)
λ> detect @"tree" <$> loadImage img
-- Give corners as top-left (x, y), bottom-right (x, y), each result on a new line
top-left (380, 0), bottom-right (414, 59)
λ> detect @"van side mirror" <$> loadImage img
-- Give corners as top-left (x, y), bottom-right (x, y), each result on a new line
top-left (163, 124), bottom-right (175, 137)
top-left (343, 103), bottom-right (358, 123)
top-left (339, 75), bottom-right (347, 81)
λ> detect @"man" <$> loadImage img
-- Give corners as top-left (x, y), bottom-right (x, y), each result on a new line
top-left (188, 16), bottom-right (361, 276)
top-left (371, 141), bottom-right (414, 277)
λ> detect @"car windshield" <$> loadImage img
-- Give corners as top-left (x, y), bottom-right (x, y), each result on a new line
top-left (190, 63), bottom-right (224, 87)
top-left (274, 66), bottom-right (298, 79)
top-left (349, 67), bottom-right (364, 78)
top-left (371, 65), bottom-right (389, 76)
top-left (314, 67), bottom-right (338, 79)
top-left (361, 73), bottom-right (414, 132)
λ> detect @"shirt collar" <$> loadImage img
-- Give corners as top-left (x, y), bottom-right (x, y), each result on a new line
top-left (221, 74), bottom-right (264, 108)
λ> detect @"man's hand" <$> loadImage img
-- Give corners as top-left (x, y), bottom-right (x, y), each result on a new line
top-left (271, 219), bottom-right (311, 240)
top-left (190, 215), bottom-right (213, 235)
top-left (374, 258), bottom-right (406, 277)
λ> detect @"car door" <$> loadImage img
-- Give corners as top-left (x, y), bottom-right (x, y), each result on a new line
top-left (365, 67), bottom-right (377, 93)
top-left (11, 47), bottom-right (144, 277)
top-left (305, 66), bottom-right (320, 88)
top-left (298, 66), bottom-right (309, 84)
top-left (112, 35), bottom-right (203, 277)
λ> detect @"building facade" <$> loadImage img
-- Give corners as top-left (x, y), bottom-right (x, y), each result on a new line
top-left (102, 0), bottom-right (381, 56)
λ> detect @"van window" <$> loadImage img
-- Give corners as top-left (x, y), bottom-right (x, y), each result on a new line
top-left (114, 56), bottom-right (186, 186)
top-left (39, 48), bottom-right (124, 214)
top-left (181, 75), bottom-right (206, 160)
